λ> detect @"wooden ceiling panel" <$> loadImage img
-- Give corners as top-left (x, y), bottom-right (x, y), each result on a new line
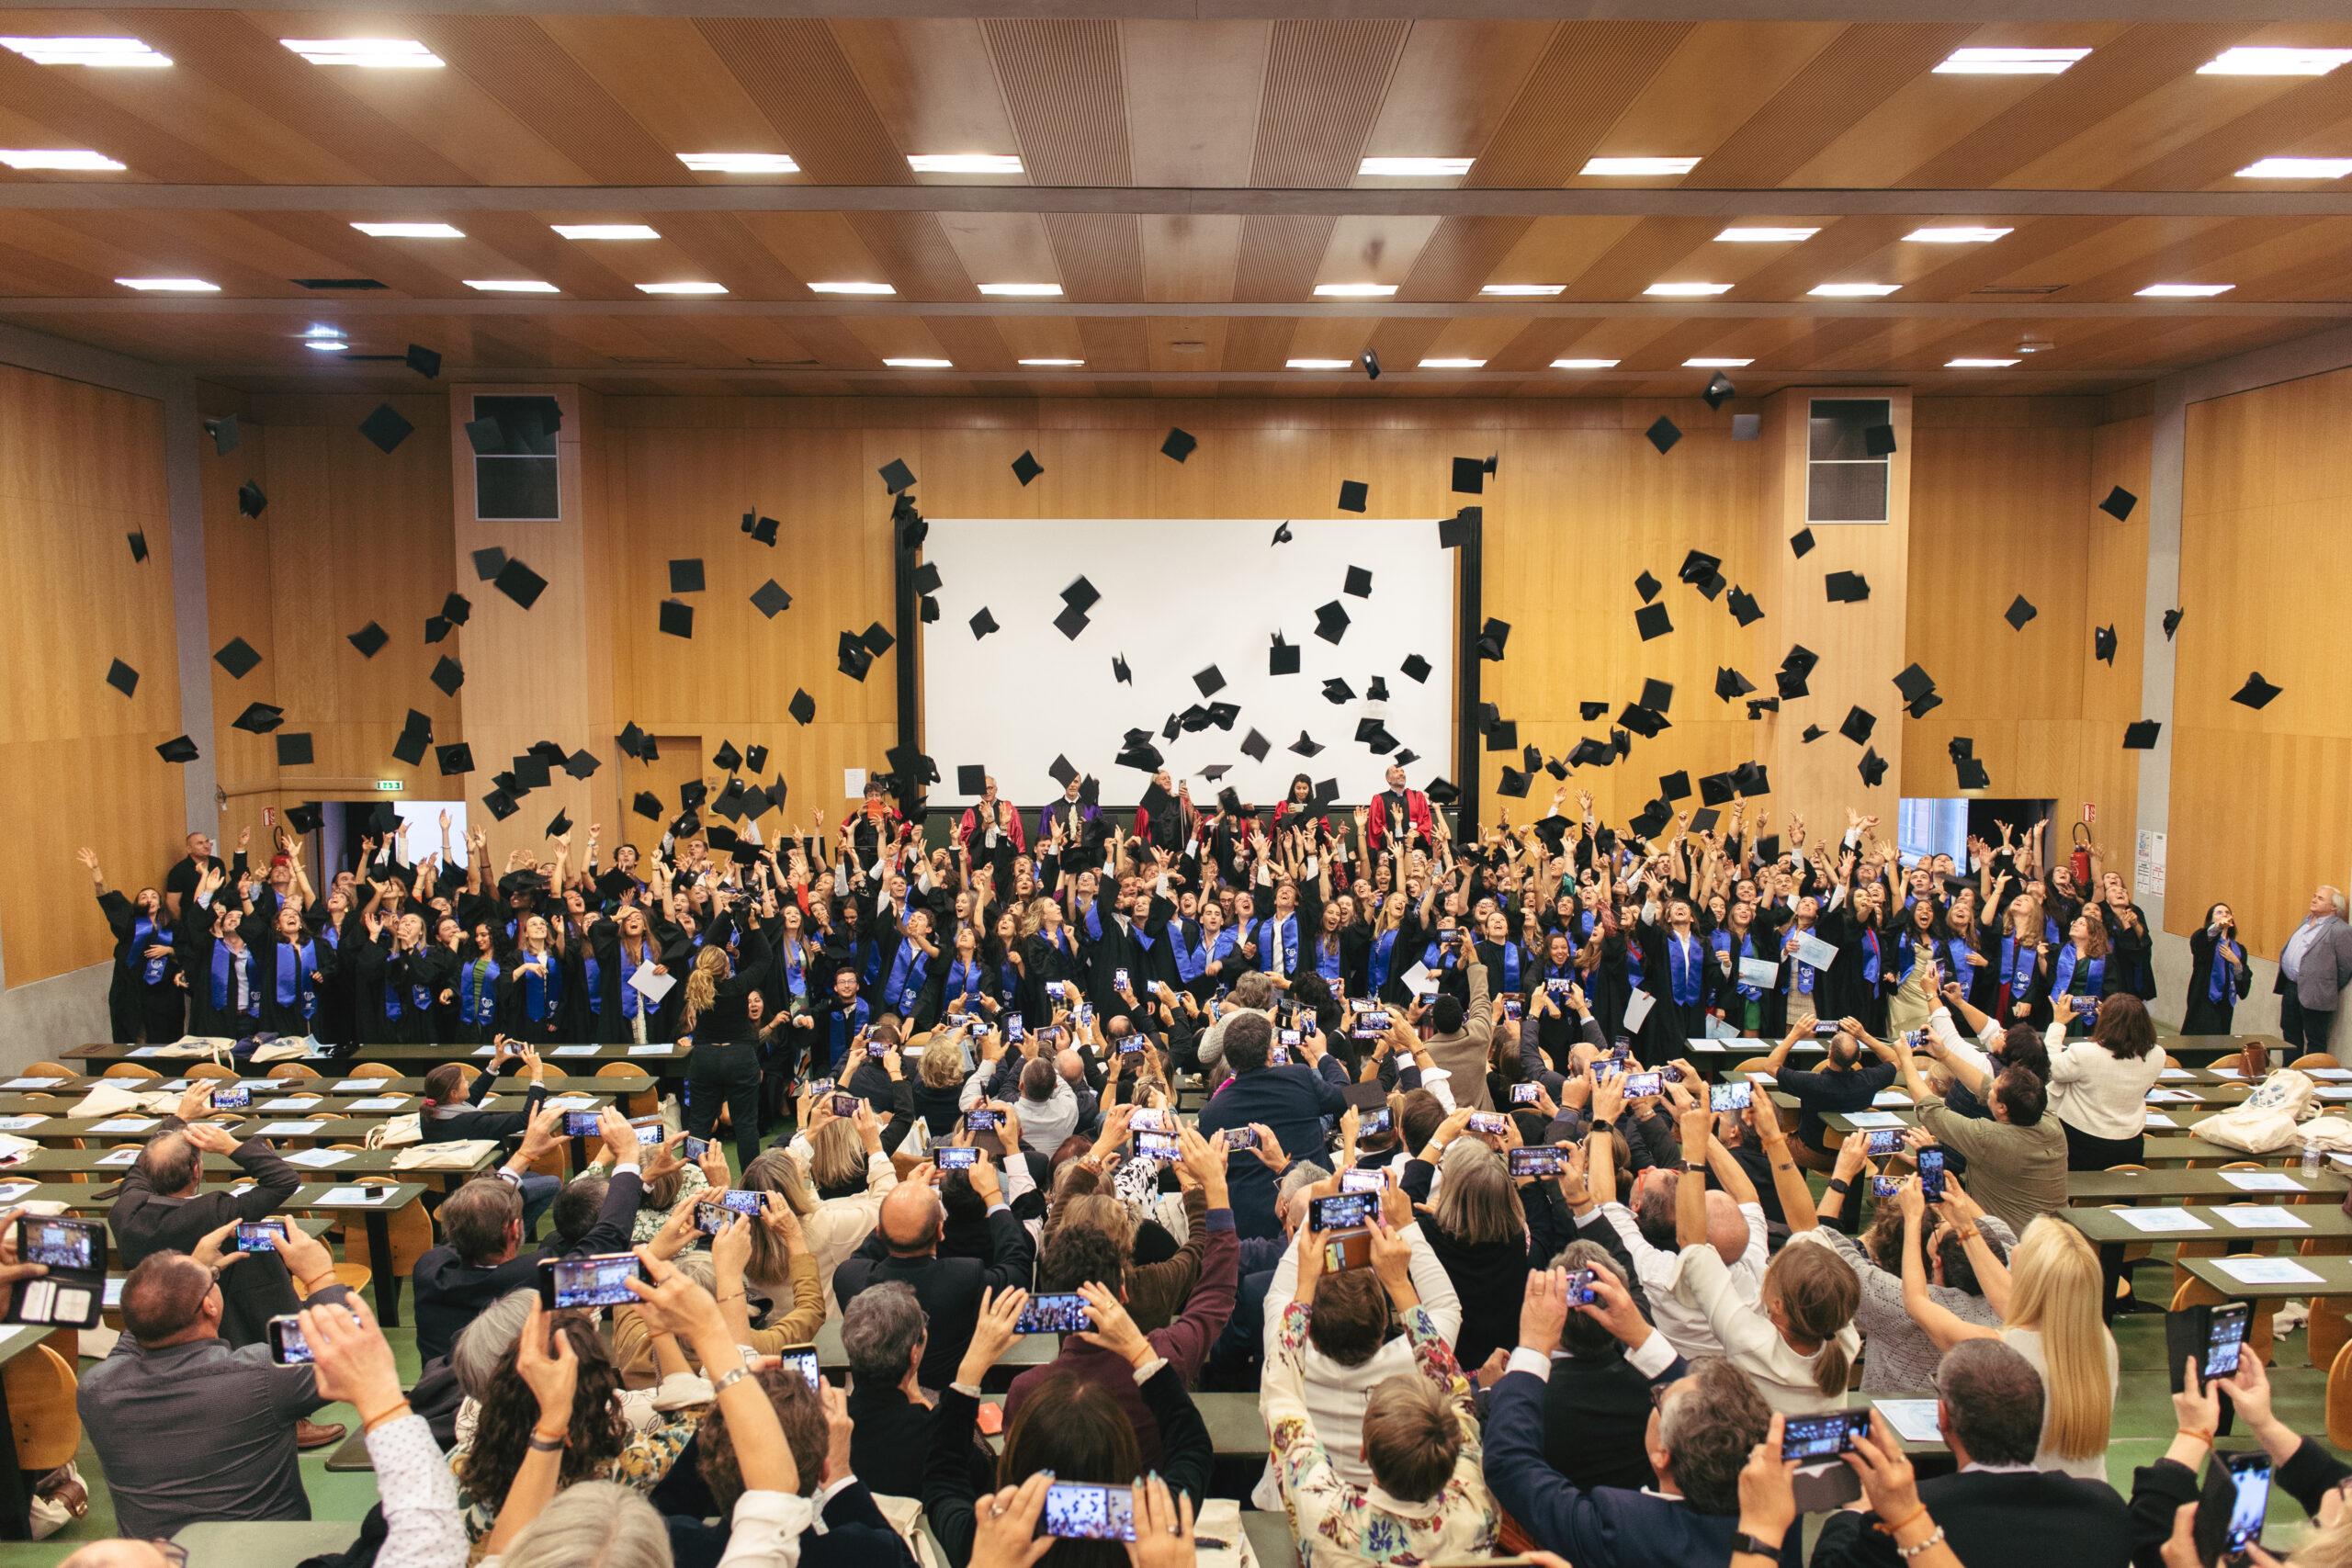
top-left (2120, 85), bottom-right (2352, 193)
top-left (732, 212), bottom-right (888, 291)
top-left (842, 211), bottom-right (978, 299)
top-left (1466, 21), bottom-right (1692, 189)
top-left (1119, 22), bottom-right (1267, 188)
top-left (537, 17), bottom-right (786, 166)
top-left (982, 20), bottom-right (1131, 186)
top-left (2000, 66), bottom-right (2310, 192)
top-left (1042, 214), bottom-right (1144, 301)
top-left (1138, 216), bottom-right (1241, 303)
top-left (1700, 24), bottom-right (1975, 188)
top-left (401, 17), bottom-right (682, 184)
top-left (1595, 22), bottom-right (1844, 165)
top-left (934, 211), bottom-right (1062, 292)
top-left (1141, 317), bottom-right (1225, 374)
top-left (1218, 317), bottom-right (1299, 373)
top-left (1231, 214), bottom-right (1334, 303)
top-left (1558, 217), bottom-right (1747, 299)
top-left (1312, 215), bottom-right (1442, 292)
top-left (1395, 216), bottom-right (1532, 304)
top-left (693, 19), bottom-right (910, 185)
top-left (1359, 21), bottom-right (1555, 170)
top-left (920, 313), bottom-right (1020, 372)
top-left (831, 22), bottom-right (1017, 177)
top-left (1361, 316), bottom-right (1447, 371)
top-left (1070, 315), bottom-right (1149, 372)
top-left (1249, 20), bottom-right (1408, 189)
top-left (641, 212), bottom-right (815, 296)
top-left (1485, 216), bottom-right (1646, 291)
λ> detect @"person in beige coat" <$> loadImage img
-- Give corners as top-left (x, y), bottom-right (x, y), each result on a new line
top-left (1420, 960), bottom-right (1497, 1111)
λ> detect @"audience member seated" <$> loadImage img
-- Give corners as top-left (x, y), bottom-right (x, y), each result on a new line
top-left (412, 1109), bottom-right (646, 1365)
top-left (923, 1287), bottom-right (1214, 1567)
top-left (1484, 1268), bottom-right (1790, 1567)
top-left (1397, 1112), bottom-right (1564, 1369)
top-left (1262, 1207), bottom-right (1498, 1558)
top-left (2044, 992), bottom-right (2165, 1168)
top-left (1755, 1018), bottom-right (1898, 1167)
top-left (1888, 1032), bottom-right (2065, 1238)
top-left (1815, 1338), bottom-right (2128, 1568)
top-left (2130, 1348), bottom-right (2348, 1566)
top-left (1484, 1238), bottom-right (1682, 1494)
top-left (1195, 1011), bottom-right (1351, 1239)
top-left (588, 1130), bottom-right (719, 1247)
top-left (420, 1043), bottom-right (558, 1228)
top-left (833, 1153), bottom-right (1037, 1391)
top-left (78, 1222), bottom-right (362, 1538)
top-left (839, 1283), bottom-right (989, 1503)
top-left (743, 1122), bottom-right (898, 1303)
top-left (1003, 1125), bottom-right (1237, 1461)
top-left (1814, 1134), bottom-right (2015, 1393)
top-left (671, 1369), bottom-right (915, 1568)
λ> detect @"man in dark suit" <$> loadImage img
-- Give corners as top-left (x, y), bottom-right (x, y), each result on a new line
top-left (1513, 1239), bottom-right (1680, 1494)
top-left (1194, 1011), bottom-right (1350, 1239)
top-left (1484, 1267), bottom-right (1799, 1568)
top-left (411, 1108), bottom-right (646, 1364)
top-left (668, 1367), bottom-right (916, 1568)
top-left (833, 1153), bottom-right (1036, 1391)
top-left (1812, 1338), bottom-right (2127, 1568)
top-left (837, 1281), bottom-right (991, 1502)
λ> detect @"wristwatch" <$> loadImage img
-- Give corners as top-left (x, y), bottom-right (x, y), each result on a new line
top-left (1731, 1531), bottom-right (1783, 1558)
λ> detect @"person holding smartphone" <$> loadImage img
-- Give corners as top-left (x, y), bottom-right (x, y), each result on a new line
top-left (2134, 1346), bottom-right (2352, 1567)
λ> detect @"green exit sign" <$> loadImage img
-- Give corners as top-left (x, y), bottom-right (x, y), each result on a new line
top-left (373, 780), bottom-right (404, 792)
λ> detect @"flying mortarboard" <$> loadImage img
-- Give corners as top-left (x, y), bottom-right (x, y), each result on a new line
top-left (2123, 719), bottom-right (2162, 750)
top-left (969, 607), bottom-right (999, 640)
top-left (232, 700), bottom-right (284, 736)
top-left (436, 743), bottom-right (474, 775)
top-left (1360, 349), bottom-right (1380, 381)
top-left (1840, 705), bottom-right (1876, 746)
top-left (616, 722), bottom-right (649, 761)
top-left (2231, 672), bottom-right (2283, 710)
top-left (1619, 704), bottom-right (1665, 739)
top-left (1195, 665), bottom-right (1227, 698)
top-left (1266, 635), bottom-right (1300, 677)
top-left (712, 740), bottom-right (742, 773)
top-left (1477, 618), bottom-right (1511, 660)
top-left (1051, 603), bottom-right (1089, 640)
top-left (128, 530), bottom-right (149, 563)
top-left (472, 547), bottom-right (508, 581)
top-left (105, 658), bottom-right (138, 698)
top-left (463, 416), bottom-right (505, 456)
top-left (837, 632), bottom-right (874, 681)
top-left (1451, 455), bottom-right (1497, 495)
top-left (1713, 666), bottom-right (1756, 702)
top-left (1702, 371), bottom-right (1735, 411)
top-left (156, 735), bottom-right (198, 764)
top-left (1955, 755), bottom-right (1991, 791)
top-left (1659, 770), bottom-right (1691, 802)
top-left (1314, 600), bottom-right (1350, 645)
top-left (494, 558), bottom-right (548, 609)
top-left (2099, 485), bottom-right (2138, 522)
top-left (877, 457), bottom-right (916, 494)
top-left (1858, 748), bottom-right (1888, 787)
top-left (788, 688), bottom-right (816, 726)
top-left (346, 621), bottom-right (389, 659)
top-left (668, 558), bottom-right (706, 595)
top-left (1731, 761), bottom-right (1771, 796)
top-left (2004, 594), bottom-right (2037, 631)
top-left (1400, 652), bottom-right (1431, 683)
top-left (358, 403), bottom-right (413, 455)
top-left (1893, 662), bottom-right (1938, 706)
top-left (1496, 767), bottom-right (1531, 799)
top-left (910, 562), bottom-right (942, 597)
top-left (1484, 720), bottom-right (1519, 752)
top-left (1290, 731), bottom-right (1323, 759)
top-left (1161, 428), bottom-right (1196, 463)
top-left (214, 637), bottom-right (261, 679)
top-left (1061, 576), bottom-right (1101, 615)
top-left (270, 731), bottom-right (312, 767)
top-left (859, 621), bottom-right (894, 657)
top-left (238, 480), bottom-right (267, 518)
top-left (1012, 449), bottom-right (1044, 486)
top-left (1344, 565), bottom-right (1374, 598)
top-left (1437, 507), bottom-right (1478, 549)
top-left (1825, 570), bottom-right (1871, 604)
top-left (1634, 570), bottom-right (1661, 604)
top-left (1270, 521), bottom-right (1295, 547)
top-left (1629, 799), bottom-right (1671, 840)
top-left (1645, 416), bottom-right (1681, 455)
top-left (956, 763), bottom-right (988, 796)
top-left (1338, 480), bottom-right (1368, 514)
top-left (1366, 675), bottom-right (1389, 703)
top-left (745, 513), bottom-right (779, 547)
top-left (1425, 778), bottom-right (1460, 806)
top-left (1801, 724), bottom-right (1824, 743)
top-left (1727, 587), bottom-right (1764, 626)
top-left (1580, 701), bottom-right (1608, 721)
top-left (1698, 773), bottom-right (1736, 807)
top-left (658, 600), bottom-right (695, 639)
top-left (2163, 607), bottom-right (2183, 640)
top-left (1323, 677), bottom-right (1354, 705)
top-left (204, 414), bottom-right (239, 457)
top-left (1688, 807), bottom-right (1719, 833)
top-left (286, 804), bottom-right (322, 835)
top-left (1634, 603), bottom-right (1672, 641)
top-left (1863, 423), bottom-right (1897, 457)
top-left (430, 655), bottom-right (464, 695)
top-left (1789, 528), bottom-right (1815, 558)
top-left (404, 343), bottom-right (441, 379)
top-left (632, 791), bottom-right (662, 820)
top-left (2094, 625), bottom-right (2117, 664)
top-left (1240, 730), bottom-right (1272, 762)
top-left (751, 580), bottom-right (792, 619)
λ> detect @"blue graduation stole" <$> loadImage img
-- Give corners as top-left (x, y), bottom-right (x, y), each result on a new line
top-left (2210, 942), bottom-right (2242, 1004)
top-left (886, 941), bottom-right (930, 1012)
top-left (274, 942), bottom-right (319, 1021)
top-left (827, 999), bottom-right (868, 1068)
top-left (1788, 936), bottom-right (1817, 998)
top-left (782, 942), bottom-right (808, 999)
top-left (2002, 936), bottom-right (2037, 997)
top-left (1712, 930), bottom-right (1762, 1002)
top-left (1860, 929), bottom-right (1882, 988)
top-left (582, 950), bottom-right (601, 1018)
top-left (1941, 938), bottom-right (1975, 982)
top-left (946, 959), bottom-right (983, 1006)
top-left (210, 943), bottom-right (261, 1020)
top-left (1576, 909), bottom-right (1599, 944)
top-left (1625, 943), bottom-right (1645, 990)
top-left (460, 957), bottom-right (501, 1025)
top-left (1260, 915), bottom-right (1298, 974)
top-left (997, 961), bottom-right (1019, 998)
top-left (1316, 936), bottom-right (1342, 983)
top-left (2052, 947), bottom-right (2104, 1003)
top-left (1666, 934), bottom-right (1703, 1007)
top-left (1081, 903), bottom-right (1105, 942)
top-left (1368, 929), bottom-right (1398, 994)
top-left (132, 916), bottom-right (171, 984)
top-left (520, 953), bottom-right (561, 1023)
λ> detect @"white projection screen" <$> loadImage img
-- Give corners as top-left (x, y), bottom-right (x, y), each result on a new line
top-left (920, 518), bottom-right (1455, 809)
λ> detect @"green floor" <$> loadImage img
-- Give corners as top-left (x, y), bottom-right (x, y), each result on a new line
top-left (6, 1158), bottom-right (2342, 1563)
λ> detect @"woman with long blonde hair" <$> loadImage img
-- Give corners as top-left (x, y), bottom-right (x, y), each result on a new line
top-left (679, 907), bottom-right (772, 1171)
top-left (1898, 1191), bottom-right (2116, 1481)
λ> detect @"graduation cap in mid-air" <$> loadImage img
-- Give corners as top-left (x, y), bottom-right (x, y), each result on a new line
top-left (1161, 427), bottom-right (1196, 463)
top-left (1645, 417), bottom-right (1681, 455)
top-left (2123, 719), bottom-right (2162, 750)
top-left (1360, 349), bottom-right (1380, 381)
top-left (1825, 570), bottom-right (1871, 604)
top-left (494, 558), bottom-right (548, 610)
top-left (405, 343), bottom-right (442, 379)
top-left (1114, 653), bottom-right (1133, 684)
top-left (156, 735), bottom-right (198, 764)
top-left (1702, 371), bottom-right (1735, 411)
top-left (1858, 747), bottom-right (1888, 787)
top-left (214, 637), bottom-right (262, 679)
top-left (2163, 607), bottom-right (2184, 640)
top-left (1437, 507), bottom-right (1478, 549)
top-left (659, 600), bottom-right (695, 639)
top-left (1893, 662), bottom-right (1939, 709)
top-left (837, 632), bottom-right (875, 681)
top-left (238, 480), bottom-right (267, 518)
top-left (358, 403), bottom-right (414, 455)
top-left (429, 655), bottom-right (464, 696)
top-left (1194, 664), bottom-right (1227, 698)
top-left (669, 558), bottom-right (706, 595)
top-left (436, 743), bottom-right (475, 776)
top-left (105, 658), bottom-right (138, 698)
top-left (232, 700), bottom-right (286, 735)
top-left (1012, 449), bottom-right (1044, 487)
top-left (1659, 770), bottom-right (1691, 802)
top-left (743, 513), bottom-right (780, 547)
top-left (2231, 671), bottom-right (2283, 710)
top-left (752, 580), bottom-right (793, 619)
top-left (1863, 423), bottom-right (1897, 457)
top-left (877, 457), bottom-right (916, 495)
top-left (788, 689), bottom-right (816, 726)
top-left (1789, 528), bottom-right (1816, 559)
top-left (1322, 676), bottom-right (1354, 705)
top-left (1634, 570), bottom-right (1661, 604)
top-left (1476, 618), bottom-right (1510, 660)
top-left (1713, 666), bottom-right (1756, 702)
top-left (204, 414), bottom-right (239, 457)
top-left (2004, 595), bottom-right (2037, 631)
top-left (128, 530), bottom-right (149, 563)
top-left (273, 732), bottom-right (314, 767)
top-left (2094, 625), bottom-right (2117, 664)
top-left (1451, 454), bottom-right (1498, 494)
top-left (1344, 565), bottom-right (1374, 598)
top-left (1839, 705), bottom-right (1876, 746)
top-left (1634, 603), bottom-right (1672, 641)
top-left (347, 621), bottom-right (389, 659)
top-left (2099, 485), bottom-right (2138, 522)
top-left (1314, 601), bottom-right (1350, 645)
top-left (969, 607), bottom-right (999, 640)
top-left (1726, 587), bottom-right (1764, 626)
top-left (1338, 480), bottom-right (1368, 514)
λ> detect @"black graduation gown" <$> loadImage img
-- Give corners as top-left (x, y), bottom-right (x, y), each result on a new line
top-left (497, 950), bottom-right (569, 1047)
top-left (2098, 901), bottom-right (2158, 1001)
top-left (99, 890), bottom-right (182, 1043)
top-left (1023, 927), bottom-right (1082, 1021)
top-left (175, 908), bottom-right (266, 1039)
top-left (251, 930), bottom-right (334, 1038)
top-left (2183, 928), bottom-right (2253, 1034)
top-left (349, 936), bottom-right (435, 1043)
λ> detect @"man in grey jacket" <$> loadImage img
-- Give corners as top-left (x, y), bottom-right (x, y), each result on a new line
top-left (2276, 886), bottom-right (2352, 1053)
top-left (1421, 960), bottom-right (1498, 1110)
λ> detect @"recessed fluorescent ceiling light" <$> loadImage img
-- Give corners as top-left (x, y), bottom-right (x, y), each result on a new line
top-left (882, 357), bottom-right (953, 367)
top-left (300, 325), bottom-right (344, 340)
top-left (809, 281), bottom-right (894, 296)
top-left (1018, 358), bottom-right (1085, 367)
top-left (1933, 46), bottom-right (2091, 73)
top-left (1480, 284), bottom-right (1566, 296)
top-left (1946, 357), bottom-right (2021, 367)
top-left (351, 221), bottom-right (464, 239)
top-left (280, 38), bottom-right (443, 66)
top-left (0, 36), bottom-right (170, 66)
top-left (0, 149), bottom-right (124, 170)
top-left (2199, 47), bottom-right (2352, 75)
top-left (977, 282), bottom-right (1063, 297)
top-left (306, 340), bottom-right (350, 352)
top-left (464, 278), bottom-right (559, 293)
top-left (116, 276), bottom-right (218, 291)
top-left (678, 152), bottom-right (798, 174)
top-left (552, 223), bottom-right (662, 240)
top-left (1580, 156), bottom-right (1700, 175)
top-left (1418, 358), bottom-right (1487, 368)
top-left (1645, 281), bottom-right (1733, 297)
top-left (1552, 357), bottom-right (1621, 368)
top-left (1285, 358), bottom-right (1353, 369)
top-left (1809, 282), bottom-right (1901, 297)
top-left (1716, 227), bottom-right (1819, 243)
top-left (1904, 225), bottom-right (2013, 243)
top-left (1358, 156), bottom-right (1474, 176)
top-left (1684, 356), bottom-right (1752, 367)
top-left (908, 153), bottom-right (1023, 174)
top-left (636, 281), bottom-right (728, 294)
top-left (1312, 283), bottom-right (1397, 298)
top-left (2236, 156), bottom-right (2352, 178)
top-left (2136, 282), bottom-right (2234, 297)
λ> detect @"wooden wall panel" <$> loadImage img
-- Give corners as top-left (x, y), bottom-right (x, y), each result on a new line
top-left (0, 364), bottom-right (180, 985)
top-left (2176, 367), bottom-right (2352, 958)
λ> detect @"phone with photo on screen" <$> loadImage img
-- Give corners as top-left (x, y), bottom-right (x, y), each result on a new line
top-left (2204, 1302), bottom-right (2252, 1384)
top-left (1040, 1481), bottom-right (1136, 1541)
top-left (936, 1145), bottom-right (979, 1170)
top-left (1709, 1081), bottom-right (1753, 1112)
top-left (1015, 1292), bottom-right (1091, 1335)
top-left (1866, 1128), bottom-right (1904, 1156)
top-left (1780, 1410), bottom-right (1872, 1464)
top-left (538, 1252), bottom-right (645, 1310)
top-left (1917, 1147), bottom-right (1946, 1202)
top-left (776, 1345), bottom-right (821, 1390)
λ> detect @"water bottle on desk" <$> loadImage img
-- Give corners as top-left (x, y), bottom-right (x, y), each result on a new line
top-left (2302, 1142), bottom-right (2325, 1177)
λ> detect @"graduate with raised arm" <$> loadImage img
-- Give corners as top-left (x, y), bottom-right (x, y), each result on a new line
top-left (80, 845), bottom-right (183, 1043)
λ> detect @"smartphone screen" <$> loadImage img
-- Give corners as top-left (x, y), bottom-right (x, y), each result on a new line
top-left (1621, 1071), bottom-right (1662, 1098)
top-left (267, 1314), bottom-right (313, 1364)
top-left (1361, 1110), bottom-right (1392, 1136)
top-left (1710, 1081), bottom-right (1753, 1112)
top-left (1866, 1128), bottom-right (1903, 1156)
top-left (1563, 1267), bottom-right (1598, 1304)
top-left (936, 1145), bottom-right (979, 1170)
top-left (806, 1077), bottom-right (834, 1100)
top-left (1871, 1176), bottom-right (1901, 1199)
top-left (1128, 1108), bottom-right (1170, 1133)
top-left (1917, 1148), bottom-right (1946, 1202)
top-left (1134, 1132), bottom-right (1179, 1160)
top-left (1222, 1127), bottom-right (1259, 1149)
top-left (1308, 1192), bottom-right (1375, 1232)
top-left (1781, 1410), bottom-right (1871, 1462)
top-left (1508, 1146), bottom-right (1565, 1178)
top-left (1015, 1292), bottom-right (1091, 1335)
top-left (1040, 1481), bottom-right (1136, 1542)
top-left (18, 1218), bottom-right (95, 1270)
top-left (2222, 1451), bottom-right (2271, 1558)
top-left (235, 1221), bottom-right (288, 1253)
top-left (211, 1086), bottom-right (252, 1109)
top-left (681, 1135), bottom-right (707, 1161)
top-left (1340, 1168), bottom-right (1388, 1194)
top-left (2206, 1303), bottom-right (2252, 1382)
top-left (1502, 998), bottom-right (1523, 1021)
top-left (776, 1346), bottom-right (821, 1391)
top-left (1510, 1082), bottom-right (1543, 1105)
top-left (830, 1094), bottom-right (858, 1118)
top-left (1005, 1014), bottom-right (1026, 1043)
top-left (563, 1111), bottom-right (603, 1137)
top-left (1279, 1028), bottom-right (1302, 1047)
top-left (965, 1110), bottom-right (1001, 1131)
top-left (541, 1253), bottom-right (644, 1310)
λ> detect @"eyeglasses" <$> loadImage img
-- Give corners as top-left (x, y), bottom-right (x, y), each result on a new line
top-left (148, 1543), bottom-right (191, 1567)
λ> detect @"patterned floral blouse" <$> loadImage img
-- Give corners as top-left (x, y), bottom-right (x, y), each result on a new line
top-left (449, 1405), bottom-right (702, 1547)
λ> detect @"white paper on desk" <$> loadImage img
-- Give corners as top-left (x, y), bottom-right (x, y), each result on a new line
top-left (102, 1278), bottom-right (124, 1307)
top-left (2214, 1205), bottom-right (2310, 1229)
top-left (2146, 1089), bottom-right (2196, 1102)
top-left (473, 1045), bottom-right (496, 1057)
top-left (1873, 1090), bottom-right (1913, 1107)
top-left (2160, 1068), bottom-right (2195, 1080)
top-left (0, 1116), bottom-right (44, 1132)
top-left (2211, 1065), bottom-right (2246, 1078)
top-left (2115, 1207), bottom-right (2210, 1233)
top-left (2213, 1257), bottom-right (2324, 1286)
top-left (0, 1182), bottom-right (33, 1204)
top-left (2320, 1088), bottom-right (2352, 1100)
top-left (1623, 988), bottom-right (1657, 1032)
top-left (347, 1096), bottom-right (408, 1112)
top-left (627, 1044), bottom-right (671, 1056)
top-left (130, 1045), bottom-right (166, 1056)
top-left (2221, 1171), bottom-right (2306, 1192)
top-left (96, 1149), bottom-right (138, 1167)
top-left (1793, 932), bottom-right (1839, 971)
top-left (318, 1185), bottom-right (387, 1204)
top-left (285, 1147), bottom-right (354, 1168)
top-left (266, 1121), bottom-right (327, 1135)
top-left (2145, 1112), bottom-right (2179, 1129)
top-left (1702, 1014), bottom-right (1738, 1040)
top-left (331, 1079), bottom-right (381, 1092)
top-left (628, 962), bottom-right (677, 1006)
top-left (1844, 1111), bottom-right (1907, 1129)
top-left (86, 1117), bottom-right (157, 1134)
top-left (261, 1097), bottom-right (320, 1112)
top-left (553, 1045), bottom-right (598, 1056)
top-left (1872, 1399), bottom-right (1945, 1444)
top-left (543, 1097), bottom-right (594, 1113)
top-left (1738, 957), bottom-right (1779, 989)
top-left (2311, 1068), bottom-right (2352, 1081)
top-left (0, 1077), bottom-right (64, 1090)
